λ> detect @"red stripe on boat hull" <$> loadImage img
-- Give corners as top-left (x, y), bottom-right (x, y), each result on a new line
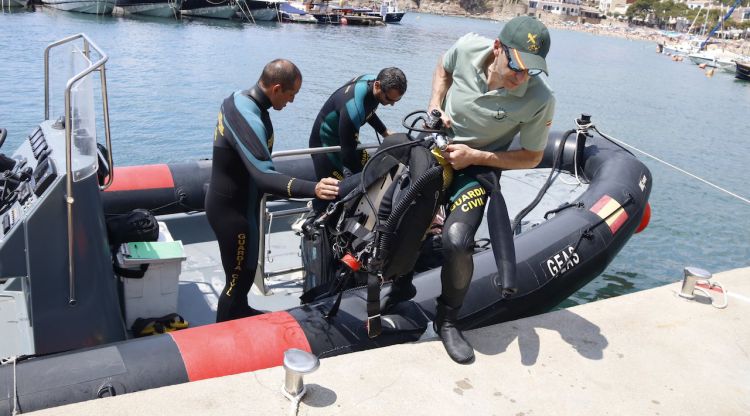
top-left (105, 164), bottom-right (175, 192)
top-left (169, 311), bottom-right (311, 381)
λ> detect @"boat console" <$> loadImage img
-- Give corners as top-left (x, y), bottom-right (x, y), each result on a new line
top-left (0, 34), bottom-right (125, 358)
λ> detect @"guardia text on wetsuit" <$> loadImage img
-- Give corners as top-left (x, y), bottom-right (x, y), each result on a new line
top-left (309, 74), bottom-right (388, 180)
top-left (206, 86), bottom-right (318, 322)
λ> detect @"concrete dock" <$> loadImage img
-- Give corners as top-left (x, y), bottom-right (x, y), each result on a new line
top-left (30, 267), bottom-right (750, 416)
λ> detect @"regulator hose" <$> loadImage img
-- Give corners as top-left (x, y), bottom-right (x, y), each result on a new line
top-left (377, 165), bottom-right (443, 272)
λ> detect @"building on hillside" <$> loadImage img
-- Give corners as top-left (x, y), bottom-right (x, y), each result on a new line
top-left (528, 0), bottom-right (581, 16)
top-left (684, 0), bottom-right (710, 10)
top-left (598, 0), bottom-right (633, 16)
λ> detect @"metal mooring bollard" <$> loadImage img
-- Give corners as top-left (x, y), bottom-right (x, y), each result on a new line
top-left (679, 266), bottom-right (712, 299)
top-left (283, 348), bottom-right (320, 397)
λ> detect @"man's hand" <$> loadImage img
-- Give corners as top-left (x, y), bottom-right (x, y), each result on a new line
top-left (442, 144), bottom-right (478, 170)
top-left (315, 177), bottom-right (339, 200)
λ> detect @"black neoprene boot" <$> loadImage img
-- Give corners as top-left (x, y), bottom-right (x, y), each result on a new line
top-left (381, 272), bottom-right (417, 313)
top-left (433, 298), bottom-right (475, 364)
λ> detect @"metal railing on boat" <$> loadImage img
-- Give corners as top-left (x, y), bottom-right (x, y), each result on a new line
top-left (44, 34), bottom-right (114, 305)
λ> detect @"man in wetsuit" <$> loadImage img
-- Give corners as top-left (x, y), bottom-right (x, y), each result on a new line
top-left (427, 17), bottom-right (556, 363)
top-left (308, 67), bottom-right (407, 180)
top-left (206, 59), bottom-right (340, 322)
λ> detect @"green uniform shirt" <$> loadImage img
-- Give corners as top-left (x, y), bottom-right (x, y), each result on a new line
top-left (442, 33), bottom-right (555, 152)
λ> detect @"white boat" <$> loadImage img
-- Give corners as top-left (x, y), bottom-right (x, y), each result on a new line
top-left (688, 49), bottom-right (744, 69)
top-left (662, 39), bottom-right (702, 56)
top-left (116, 0), bottom-right (183, 17)
top-left (42, 0), bottom-right (115, 14)
top-left (365, 0), bottom-right (404, 23)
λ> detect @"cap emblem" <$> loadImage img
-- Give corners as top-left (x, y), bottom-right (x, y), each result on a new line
top-left (527, 33), bottom-right (539, 53)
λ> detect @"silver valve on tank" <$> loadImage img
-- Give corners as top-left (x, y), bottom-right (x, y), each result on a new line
top-left (425, 110), bottom-right (450, 151)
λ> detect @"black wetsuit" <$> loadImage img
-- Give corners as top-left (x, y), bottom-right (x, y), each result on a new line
top-left (308, 74), bottom-right (388, 180)
top-left (440, 169), bottom-right (490, 308)
top-left (206, 86), bottom-right (318, 322)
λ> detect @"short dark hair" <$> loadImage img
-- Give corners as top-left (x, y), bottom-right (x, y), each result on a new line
top-left (259, 59), bottom-right (302, 91)
top-left (376, 67), bottom-right (407, 95)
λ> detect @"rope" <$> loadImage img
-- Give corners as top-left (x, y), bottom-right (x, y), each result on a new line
top-left (1, 355), bottom-right (20, 415)
top-left (694, 280), bottom-right (728, 309)
top-left (280, 384), bottom-right (306, 416)
top-left (235, 0), bottom-right (255, 23)
top-left (593, 126), bottom-right (750, 206)
top-left (169, 0), bottom-right (178, 19)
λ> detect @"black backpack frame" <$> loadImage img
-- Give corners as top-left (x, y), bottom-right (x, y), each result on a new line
top-left (301, 133), bottom-right (445, 337)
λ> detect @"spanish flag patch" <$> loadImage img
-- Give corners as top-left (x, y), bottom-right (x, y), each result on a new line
top-left (590, 195), bottom-right (628, 234)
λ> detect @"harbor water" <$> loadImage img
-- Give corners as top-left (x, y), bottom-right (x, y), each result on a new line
top-left (1, 8), bottom-right (749, 305)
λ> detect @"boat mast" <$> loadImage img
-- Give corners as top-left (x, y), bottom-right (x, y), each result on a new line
top-left (699, 0), bottom-right (742, 50)
top-left (687, 6), bottom-right (702, 35)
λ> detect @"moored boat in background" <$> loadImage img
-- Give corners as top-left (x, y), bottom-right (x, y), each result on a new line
top-left (41, 0), bottom-right (115, 14)
top-left (365, 0), bottom-right (403, 23)
top-left (116, 0), bottom-right (182, 18)
top-left (180, 0), bottom-right (238, 19)
top-left (736, 61), bottom-right (750, 81)
top-left (279, 1), bottom-right (316, 22)
top-left (1, 0), bottom-right (30, 9)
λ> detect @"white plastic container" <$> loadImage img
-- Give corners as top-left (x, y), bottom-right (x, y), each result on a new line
top-left (116, 222), bottom-right (186, 329)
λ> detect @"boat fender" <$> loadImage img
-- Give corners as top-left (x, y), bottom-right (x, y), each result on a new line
top-left (635, 202), bottom-right (651, 234)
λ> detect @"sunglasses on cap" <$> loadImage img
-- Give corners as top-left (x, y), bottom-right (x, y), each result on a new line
top-left (502, 44), bottom-right (543, 77)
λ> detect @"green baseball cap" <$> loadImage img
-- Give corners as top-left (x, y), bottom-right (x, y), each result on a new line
top-left (499, 16), bottom-right (551, 75)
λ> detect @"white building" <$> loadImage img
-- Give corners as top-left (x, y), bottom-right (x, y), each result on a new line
top-left (598, 0), bottom-right (632, 15)
top-left (529, 0), bottom-right (581, 16)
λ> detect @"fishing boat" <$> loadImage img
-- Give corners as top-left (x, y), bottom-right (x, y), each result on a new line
top-left (116, 0), bottom-right (182, 18)
top-left (365, 0), bottom-right (404, 23)
top-left (180, 0), bottom-right (238, 19)
top-left (41, 0), bottom-right (115, 14)
top-left (0, 34), bottom-right (652, 415)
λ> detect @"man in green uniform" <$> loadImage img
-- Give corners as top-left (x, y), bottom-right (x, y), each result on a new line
top-left (427, 16), bottom-right (555, 363)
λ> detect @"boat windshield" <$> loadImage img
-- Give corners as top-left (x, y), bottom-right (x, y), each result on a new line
top-left (68, 45), bottom-right (98, 182)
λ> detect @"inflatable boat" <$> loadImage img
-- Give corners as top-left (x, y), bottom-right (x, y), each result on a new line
top-left (0, 34), bottom-right (651, 415)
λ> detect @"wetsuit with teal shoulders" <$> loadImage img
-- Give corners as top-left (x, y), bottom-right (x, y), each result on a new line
top-left (206, 85), bottom-right (318, 322)
top-left (309, 74), bottom-right (388, 180)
